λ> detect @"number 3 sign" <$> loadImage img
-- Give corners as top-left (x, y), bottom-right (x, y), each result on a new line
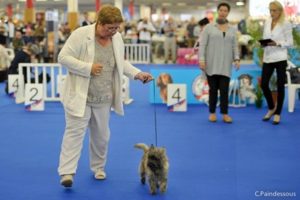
top-left (24, 84), bottom-right (45, 111)
top-left (167, 84), bottom-right (187, 112)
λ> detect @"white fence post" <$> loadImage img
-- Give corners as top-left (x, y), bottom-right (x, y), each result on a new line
top-left (124, 43), bottom-right (150, 64)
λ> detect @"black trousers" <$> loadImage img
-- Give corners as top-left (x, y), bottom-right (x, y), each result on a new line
top-left (206, 74), bottom-right (230, 114)
top-left (261, 60), bottom-right (287, 115)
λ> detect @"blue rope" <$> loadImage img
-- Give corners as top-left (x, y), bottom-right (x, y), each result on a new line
top-left (152, 79), bottom-right (158, 147)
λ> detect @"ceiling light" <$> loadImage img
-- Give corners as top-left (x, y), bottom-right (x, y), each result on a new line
top-left (236, 1), bottom-right (245, 6)
top-left (162, 3), bottom-right (171, 7)
top-left (177, 3), bottom-right (186, 6)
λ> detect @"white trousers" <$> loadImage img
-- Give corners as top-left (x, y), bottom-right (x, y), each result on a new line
top-left (164, 37), bottom-right (177, 61)
top-left (58, 103), bottom-right (111, 175)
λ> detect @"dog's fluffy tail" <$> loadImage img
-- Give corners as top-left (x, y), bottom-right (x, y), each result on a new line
top-left (134, 143), bottom-right (149, 152)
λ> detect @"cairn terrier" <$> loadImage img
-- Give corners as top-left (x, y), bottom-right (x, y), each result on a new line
top-left (134, 143), bottom-right (169, 195)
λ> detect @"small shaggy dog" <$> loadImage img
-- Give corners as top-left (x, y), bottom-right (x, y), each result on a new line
top-left (134, 143), bottom-right (169, 195)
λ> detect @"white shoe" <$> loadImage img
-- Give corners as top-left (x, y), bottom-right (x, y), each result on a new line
top-left (60, 174), bottom-right (73, 188)
top-left (94, 170), bottom-right (106, 180)
top-left (123, 98), bottom-right (134, 105)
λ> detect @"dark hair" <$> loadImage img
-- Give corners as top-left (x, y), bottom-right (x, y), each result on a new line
top-left (96, 4), bottom-right (124, 25)
top-left (217, 2), bottom-right (231, 12)
top-left (198, 17), bottom-right (209, 26)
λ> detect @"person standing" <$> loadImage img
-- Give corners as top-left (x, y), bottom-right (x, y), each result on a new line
top-left (186, 17), bottom-right (197, 48)
top-left (82, 12), bottom-right (92, 26)
top-left (163, 16), bottom-right (177, 64)
top-left (137, 17), bottom-right (156, 44)
top-left (199, 2), bottom-right (240, 123)
top-left (187, 17), bottom-right (209, 60)
top-left (261, 1), bottom-right (293, 124)
top-left (57, 5), bottom-right (153, 188)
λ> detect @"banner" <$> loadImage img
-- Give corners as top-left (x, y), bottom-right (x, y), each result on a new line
top-left (129, 0), bottom-right (134, 17)
top-left (26, 0), bottom-right (34, 9)
top-left (6, 4), bottom-right (13, 18)
top-left (96, 0), bottom-right (101, 11)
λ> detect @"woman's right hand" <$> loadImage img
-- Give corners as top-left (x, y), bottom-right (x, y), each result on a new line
top-left (91, 63), bottom-right (103, 76)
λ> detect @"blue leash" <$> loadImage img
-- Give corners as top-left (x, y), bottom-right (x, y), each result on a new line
top-left (152, 79), bottom-right (158, 147)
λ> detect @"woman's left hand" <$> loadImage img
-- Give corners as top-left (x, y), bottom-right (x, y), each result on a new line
top-left (134, 72), bottom-right (154, 84)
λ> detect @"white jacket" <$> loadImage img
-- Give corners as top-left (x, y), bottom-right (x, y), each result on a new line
top-left (263, 19), bottom-right (293, 63)
top-left (58, 24), bottom-right (141, 117)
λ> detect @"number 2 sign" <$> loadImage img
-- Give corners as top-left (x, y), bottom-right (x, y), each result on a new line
top-left (167, 84), bottom-right (187, 112)
top-left (25, 84), bottom-right (45, 111)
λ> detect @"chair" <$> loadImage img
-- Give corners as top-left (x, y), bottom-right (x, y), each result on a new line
top-left (286, 61), bottom-right (300, 112)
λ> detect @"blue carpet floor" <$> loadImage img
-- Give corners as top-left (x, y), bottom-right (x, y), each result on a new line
top-left (0, 65), bottom-right (300, 200)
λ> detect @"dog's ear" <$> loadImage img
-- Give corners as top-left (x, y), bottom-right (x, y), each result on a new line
top-left (160, 147), bottom-right (166, 153)
top-left (167, 74), bottom-right (173, 84)
top-left (156, 75), bottom-right (162, 87)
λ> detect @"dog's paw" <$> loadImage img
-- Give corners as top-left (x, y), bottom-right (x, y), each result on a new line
top-left (150, 190), bottom-right (157, 195)
top-left (160, 186), bottom-right (167, 193)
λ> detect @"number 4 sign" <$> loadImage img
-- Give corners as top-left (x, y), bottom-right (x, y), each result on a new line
top-left (167, 84), bottom-right (187, 112)
top-left (24, 84), bottom-right (45, 111)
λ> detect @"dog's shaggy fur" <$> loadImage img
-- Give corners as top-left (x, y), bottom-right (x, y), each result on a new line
top-left (134, 143), bottom-right (169, 195)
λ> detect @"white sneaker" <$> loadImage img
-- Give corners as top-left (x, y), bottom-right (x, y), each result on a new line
top-left (60, 174), bottom-right (73, 188)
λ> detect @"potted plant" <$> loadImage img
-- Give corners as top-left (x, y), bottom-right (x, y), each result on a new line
top-left (247, 19), bottom-right (263, 66)
top-left (255, 84), bottom-right (263, 108)
top-left (288, 28), bottom-right (300, 66)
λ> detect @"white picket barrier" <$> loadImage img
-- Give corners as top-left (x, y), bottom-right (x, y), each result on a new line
top-left (229, 79), bottom-right (246, 107)
top-left (17, 63), bottom-right (132, 104)
top-left (124, 43), bottom-right (151, 64)
top-left (18, 63), bottom-right (65, 102)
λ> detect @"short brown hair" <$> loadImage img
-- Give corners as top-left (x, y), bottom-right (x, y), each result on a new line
top-left (96, 4), bottom-right (124, 25)
top-left (217, 2), bottom-right (231, 12)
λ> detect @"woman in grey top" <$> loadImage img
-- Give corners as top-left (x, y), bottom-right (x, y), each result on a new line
top-left (57, 5), bottom-right (153, 188)
top-left (199, 2), bottom-right (240, 123)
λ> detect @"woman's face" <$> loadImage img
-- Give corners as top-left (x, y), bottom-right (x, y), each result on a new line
top-left (217, 6), bottom-right (229, 20)
top-left (96, 23), bottom-right (121, 38)
top-left (269, 4), bottom-right (281, 21)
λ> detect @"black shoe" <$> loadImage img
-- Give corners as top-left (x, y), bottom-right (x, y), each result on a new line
top-left (37, 73), bottom-right (51, 83)
top-left (5, 82), bottom-right (8, 94)
top-left (46, 73), bottom-right (51, 83)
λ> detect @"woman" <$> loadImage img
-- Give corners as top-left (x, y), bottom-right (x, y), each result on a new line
top-left (199, 2), bottom-right (240, 123)
top-left (186, 17), bottom-right (209, 60)
top-left (261, 1), bottom-right (293, 124)
top-left (57, 5), bottom-right (153, 188)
